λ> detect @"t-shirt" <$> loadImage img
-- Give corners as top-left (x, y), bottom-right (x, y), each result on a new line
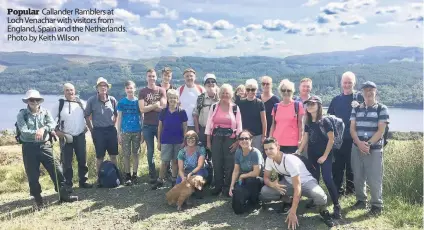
top-left (260, 95), bottom-right (280, 137)
top-left (117, 97), bottom-right (142, 133)
top-left (178, 85), bottom-right (205, 127)
top-left (350, 103), bottom-right (389, 149)
top-left (328, 93), bottom-right (364, 139)
top-left (84, 94), bottom-right (118, 128)
top-left (272, 102), bottom-right (305, 146)
top-left (159, 107), bottom-right (188, 144)
top-left (305, 118), bottom-right (333, 156)
top-left (265, 154), bottom-right (315, 185)
top-left (213, 105), bottom-right (232, 129)
top-left (138, 87), bottom-right (166, 125)
top-left (236, 98), bottom-right (265, 136)
top-left (177, 146), bottom-right (206, 173)
top-left (234, 147), bottom-right (263, 174)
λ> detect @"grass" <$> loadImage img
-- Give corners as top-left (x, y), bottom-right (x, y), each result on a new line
top-left (0, 133), bottom-right (422, 230)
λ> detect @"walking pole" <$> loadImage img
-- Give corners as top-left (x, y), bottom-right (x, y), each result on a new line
top-left (51, 134), bottom-right (62, 202)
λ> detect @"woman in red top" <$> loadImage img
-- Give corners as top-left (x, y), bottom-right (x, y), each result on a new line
top-left (270, 79), bottom-right (305, 153)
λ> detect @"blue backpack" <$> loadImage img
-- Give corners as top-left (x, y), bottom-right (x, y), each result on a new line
top-left (98, 161), bottom-right (121, 188)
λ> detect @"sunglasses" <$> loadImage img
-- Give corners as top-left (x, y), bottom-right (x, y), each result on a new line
top-left (246, 88), bottom-right (257, 92)
top-left (262, 82), bottom-right (270, 86)
top-left (186, 137), bottom-right (196, 141)
top-left (205, 80), bottom-right (216, 84)
top-left (238, 137), bottom-right (251, 141)
top-left (281, 89), bottom-right (292, 93)
top-left (28, 98), bottom-right (41, 102)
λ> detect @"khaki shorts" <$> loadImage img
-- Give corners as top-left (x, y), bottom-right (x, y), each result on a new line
top-left (160, 144), bottom-right (182, 162)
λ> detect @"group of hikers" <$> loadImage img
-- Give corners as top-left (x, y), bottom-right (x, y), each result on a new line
top-left (16, 67), bottom-right (389, 229)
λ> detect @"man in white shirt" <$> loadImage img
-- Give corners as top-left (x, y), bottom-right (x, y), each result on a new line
top-left (52, 83), bottom-right (92, 190)
top-left (177, 68), bottom-right (205, 131)
top-left (260, 137), bottom-right (334, 229)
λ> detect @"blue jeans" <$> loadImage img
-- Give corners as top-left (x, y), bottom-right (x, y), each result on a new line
top-left (143, 124), bottom-right (158, 178)
top-left (309, 152), bottom-right (339, 206)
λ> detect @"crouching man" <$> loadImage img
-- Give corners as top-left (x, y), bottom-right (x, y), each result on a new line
top-left (259, 137), bottom-right (334, 229)
top-left (17, 90), bottom-right (78, 209)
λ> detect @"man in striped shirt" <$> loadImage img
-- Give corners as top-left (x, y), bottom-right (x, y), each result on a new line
top-left (349, 81), bottom-right (389, 216)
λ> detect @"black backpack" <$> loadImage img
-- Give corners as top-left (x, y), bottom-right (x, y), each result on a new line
top-left (354, 103), bottom-right (389, 147)
top-left (273, 101), bottom-right (300, 124)
top-left (98, 160), bottom-right (121, 188)
top-left (319, 115), bottom-right (345, 150)
top-left (56, 98), bottom-right (85, 130)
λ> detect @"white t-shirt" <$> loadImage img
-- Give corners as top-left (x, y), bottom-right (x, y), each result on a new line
top-left (51, 99), bottom-right (87, 136)
top-left (178, 85), bottom-right (204, 127)
top-left (265, 154), bottom-right (315, 185)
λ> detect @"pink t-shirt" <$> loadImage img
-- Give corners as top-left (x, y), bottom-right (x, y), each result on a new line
top-left (272, 101), bottom-right (305, 146)
top-left (213, 106), bottom-right (232, 129)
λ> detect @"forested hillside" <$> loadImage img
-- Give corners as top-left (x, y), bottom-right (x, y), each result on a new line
top-left (0, 46), bottom-right (422, 107)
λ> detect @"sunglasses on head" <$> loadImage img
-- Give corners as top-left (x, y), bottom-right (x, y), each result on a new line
top-left (246, 88), bottom-right (257, 92)
top-left (28, 98), bottom-right (41, 102)
top-left (205, 80), bottom-right (216, 84)
top-left (238, 137), bottom-right (250, 141)
top-left (263, 137), bottom-right (277, 145)
top-left (262, 82), bottom-right (270, 86)
top-left (281, 89), bottom-right (292, 93)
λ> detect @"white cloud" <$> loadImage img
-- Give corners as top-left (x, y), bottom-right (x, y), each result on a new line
top-left (129, 23), bottom-right (173, 39)
top-left (376, 21), bottom-right (400, 27)
top-left (339, 15), bottom-right (366, 26)
top-left (213, 20), bottom-right (234, 30)
top-left (145, 8), bottom-right (178, 20)
top-left (304, 25), bottom-right (332, 36)
top-left (321, 0), bottom-right (376, 15)
top-left (182, 17), bottom-right (212, 30)
top-left (245, 24), bottom-right (262, 32)
top-left (128, 0), bottom-right (159, 5)
top-left (203, 30), bottom-right (224, 39)
top-left (321, 2), bottom-right (347, 15)
top-left (303, 0), bottom-right (319, 7)
top-left (352, 34), bottom-right (363, 40)
top-left (409, 2), bottom-right (423, 11)
top-left (114, 8), bottom-right (141, 22)
top-left (216, 43), bottom-right (235, 49)
top-left (169, 29), bottom-right (199, 47)
top-left (91, 0), bottom-right (117, 8)
top-left (262, 19), bottom-right (302, 34)
top-left (317, 14), bottom-right (336, 24)
top-left (375, 6), bottom-right (401, 15)
top-left (261, 38), bottom-right (285, 50)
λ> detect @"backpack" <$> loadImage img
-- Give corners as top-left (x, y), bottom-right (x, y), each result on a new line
top-left (354, 103), bottom-right (389, 147)
top-left (57, 98), bottom-right (85, 130)
top-left (276, 154), bottom-right (316, 177)
top-left (14, 108), bottom-right (52, 144)
top-left (98, 160), bottom-right (121, 188)
top-left (319, 115), bottom-right (345, 150)
top-left (212, 104), bottom-right (238, 117)
top-left (196, 93), bottom-right (207, 114)
top-left (179, 84), bottom-right (204, 96)
top-left (273, 101), bottom-right (300, 124)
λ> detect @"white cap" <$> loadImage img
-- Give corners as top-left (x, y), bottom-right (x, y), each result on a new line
top-left (203, 73), bottom-right (216, 85)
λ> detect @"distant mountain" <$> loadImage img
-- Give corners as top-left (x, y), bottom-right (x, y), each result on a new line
top-left (0, 46), bottom-right (422, 108)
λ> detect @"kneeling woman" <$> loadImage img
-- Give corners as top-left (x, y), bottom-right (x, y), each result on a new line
top-left (229, 130), bottom-right (264, 214)
top-left (176, 130), bottom-right (208, 186)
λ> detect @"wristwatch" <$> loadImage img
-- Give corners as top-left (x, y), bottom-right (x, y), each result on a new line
top-left (367, 141), bottom-right (372, 146)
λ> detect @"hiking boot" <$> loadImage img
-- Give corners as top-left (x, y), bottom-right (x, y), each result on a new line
top-left (149, 175), bottom-right (157, 184)
top-left (367, 206), bottom-right (383, 217)
top-left (124, 178), bottom-right (133, 186)
top-left (305, 199), bottom-right (316, 209)
top-left (320, 210), bottom-right (335, 227)
top-left (79, 182), bottom-right (93, 189)
top-left (333, 204), bottom-right (342, 219)
top-left (352, 200), bottom-right (367, 209)
top-left (277, 202), bottom-right (292, 214)
top-left (60, 194), bottom-right (78, 203)
top-left (151, 179), bottom-right (164, 190)
top-left (34, 194), bottom-right (44, 209)
top-left (64, 184), bottom-right (73, 193)
top-left (131, 174), bottom-right (138, 184)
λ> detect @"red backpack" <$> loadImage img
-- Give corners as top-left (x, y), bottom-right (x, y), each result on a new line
top-left (179, 84), bottom-right (204, 95)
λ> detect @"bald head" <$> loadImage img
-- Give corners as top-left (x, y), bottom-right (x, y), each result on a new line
top-left (63, 83), bottom-right (76, 100)
top-left (341, 71), bottom-right (356, 94)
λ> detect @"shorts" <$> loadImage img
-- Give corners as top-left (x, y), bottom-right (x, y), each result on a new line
top-left (160, 144), bottom-right (181, 162)
top-left (92, 126), bottom-right (119, 159)
top-left (121, 132), bottom-right (141, 156)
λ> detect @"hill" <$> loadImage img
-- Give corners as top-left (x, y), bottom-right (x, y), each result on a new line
top-left (0, 46), bottom-right (422, 107)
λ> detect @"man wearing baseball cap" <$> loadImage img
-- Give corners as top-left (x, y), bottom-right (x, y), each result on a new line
top-left (350, 81), bottom-right (389, 216)
top-left (85, 77), bottom-right (119, 186)
top-left (17, 89), bottom-right (78, 208)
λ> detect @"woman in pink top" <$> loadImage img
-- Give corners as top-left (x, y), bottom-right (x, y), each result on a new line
top-left (270, 79), bottom-right (305, 153)
top-left (205, 84), bottom-right (242, 196)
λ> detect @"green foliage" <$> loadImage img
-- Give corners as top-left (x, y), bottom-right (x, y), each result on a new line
top-left (0, 49), bottom-right (422, 107)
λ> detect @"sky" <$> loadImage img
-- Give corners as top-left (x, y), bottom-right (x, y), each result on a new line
top-left (0, 0), bottom-right (422, 59)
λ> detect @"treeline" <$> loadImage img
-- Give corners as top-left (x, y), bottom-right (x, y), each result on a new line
top-left (0, 56), bottom-right (422, 108)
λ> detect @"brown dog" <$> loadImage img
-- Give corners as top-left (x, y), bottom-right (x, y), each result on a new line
top-left (166, 175), bottom-right (205, 211)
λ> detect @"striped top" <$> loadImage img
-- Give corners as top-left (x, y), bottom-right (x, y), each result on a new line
top-left (350, 102), bottom-right (389, 149)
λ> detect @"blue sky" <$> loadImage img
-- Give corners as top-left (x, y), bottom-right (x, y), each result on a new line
top-left (0, 0), bottom-right (422, 59)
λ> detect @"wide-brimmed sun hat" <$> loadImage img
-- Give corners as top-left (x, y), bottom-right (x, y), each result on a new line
top-left (22, 89), bottom-right (44, 104)
top-left (94, 77), bottom-right (112, 89)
